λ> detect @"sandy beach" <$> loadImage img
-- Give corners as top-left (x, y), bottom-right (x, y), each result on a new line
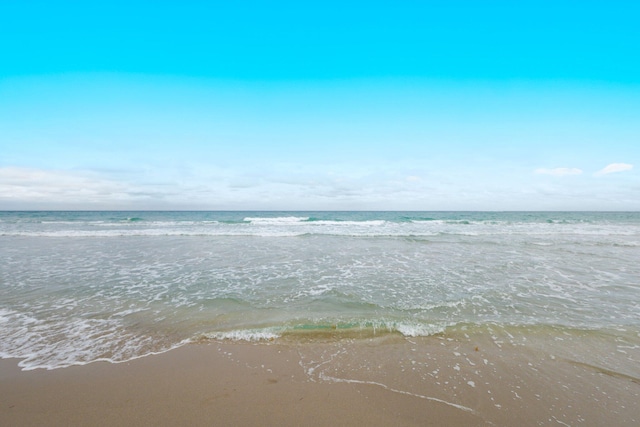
top-left (2, 331), bottom-right (638, 426)
top-left (1, 341), bottom-right (481, 427)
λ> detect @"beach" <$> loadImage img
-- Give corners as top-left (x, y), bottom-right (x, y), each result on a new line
top-left (2, 329), bottom-right (638, 426)
top-left (0, 341), bottom-right (482, 427)
top-left (1, 211), bottom-right (639, 425)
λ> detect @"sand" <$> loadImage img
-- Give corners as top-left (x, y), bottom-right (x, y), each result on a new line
top-left (1, 332), bottom-right (639, 426)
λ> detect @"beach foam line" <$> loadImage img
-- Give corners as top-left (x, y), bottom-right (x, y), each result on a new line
top-left (199, 329), bottom-right (282, 342)
top-left (243, 216), bottom-right (309, 224)
top-left (317, 374), bottom-right (476, 414)
top-left (196, 322), bottom-right (450, 344)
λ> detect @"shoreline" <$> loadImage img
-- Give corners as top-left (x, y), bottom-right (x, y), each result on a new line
top-left (2, 332), bottom-right (638, 426)
top-left (0, 341), bottom-right (483, 427)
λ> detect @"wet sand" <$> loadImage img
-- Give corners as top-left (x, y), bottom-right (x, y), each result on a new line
top-left (1, 332), bottom-right (639, 426)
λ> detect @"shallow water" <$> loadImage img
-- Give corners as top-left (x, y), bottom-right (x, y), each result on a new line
top-left (1, 211), bottom-right (639, 371)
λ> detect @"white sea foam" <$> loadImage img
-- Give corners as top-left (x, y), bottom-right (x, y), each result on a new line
top-left (395, 322), bottom-right (448, 337)
top-left (0, 229), bottom-right (306, 237)
top-left (41, 220), bottom-right (104, 224)
top-left (0, 308), bottom-right (177, 370)
top-left (244, 216), bottom-right (309, 224)
top-left (198, 322), bottom-right (448, 342)
top-left (311, 220), bottom-right (387, 226)
top-left (203, 329), bottom-right (282, 342)
top-left (0, 308), bottom-right (15, 324)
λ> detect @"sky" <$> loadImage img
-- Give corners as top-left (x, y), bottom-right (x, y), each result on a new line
top-left (1, 1), bottom-right (639, 210)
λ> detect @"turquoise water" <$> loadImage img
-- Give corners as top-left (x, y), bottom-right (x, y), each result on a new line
top-left (1, 211), bottom-right (639, 369)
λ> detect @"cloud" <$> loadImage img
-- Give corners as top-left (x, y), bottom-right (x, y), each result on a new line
top-left (534, 167), bottom-right (583, 177)
top-left (0, 167), bottom-right (167, 208)
top-left (3, 161), bottom-right (640, 210)
top-left (594, 163), bottom-right (633, 177)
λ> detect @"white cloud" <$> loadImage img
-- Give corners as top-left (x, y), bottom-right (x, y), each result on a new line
top-left (3, 162), bottom-right (640, 211)
top-left (534, 167), bottom-right (583, 177)
top-left (0, 167), bottom-right (167, 208)
top-left (594, 163), bottom-right (633, 177)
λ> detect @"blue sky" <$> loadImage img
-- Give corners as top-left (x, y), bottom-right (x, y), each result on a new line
top-left (1, 1), bottom-right (639, 210)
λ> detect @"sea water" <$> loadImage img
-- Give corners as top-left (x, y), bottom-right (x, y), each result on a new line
top-left (1, 211), bottom-right (639, 371)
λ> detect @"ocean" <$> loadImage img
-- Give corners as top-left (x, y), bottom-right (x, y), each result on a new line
top-left (1, 211), bottom-right (639, 374)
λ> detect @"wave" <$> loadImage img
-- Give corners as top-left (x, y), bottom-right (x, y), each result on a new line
top-left (312, 220), bottom-right (387, 226)
top-left (197, 321), bottom-right (450, 343)
top-left (0, 230), bottom-right (309, 238)
top-left (241, 217), bottom-right (388, 227)
top-left (0, 308), bottom-right (183, 371)
top-left (0, 303), bottom-right (453, 370)
top-left (3, 212), bottom-right (640, 239)
top-left (198, 329), bottom-right (282, 342)
top-left (3, 228), bottom-right (639, 238)
top-left (244, 216), bottom-right (310, 224)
